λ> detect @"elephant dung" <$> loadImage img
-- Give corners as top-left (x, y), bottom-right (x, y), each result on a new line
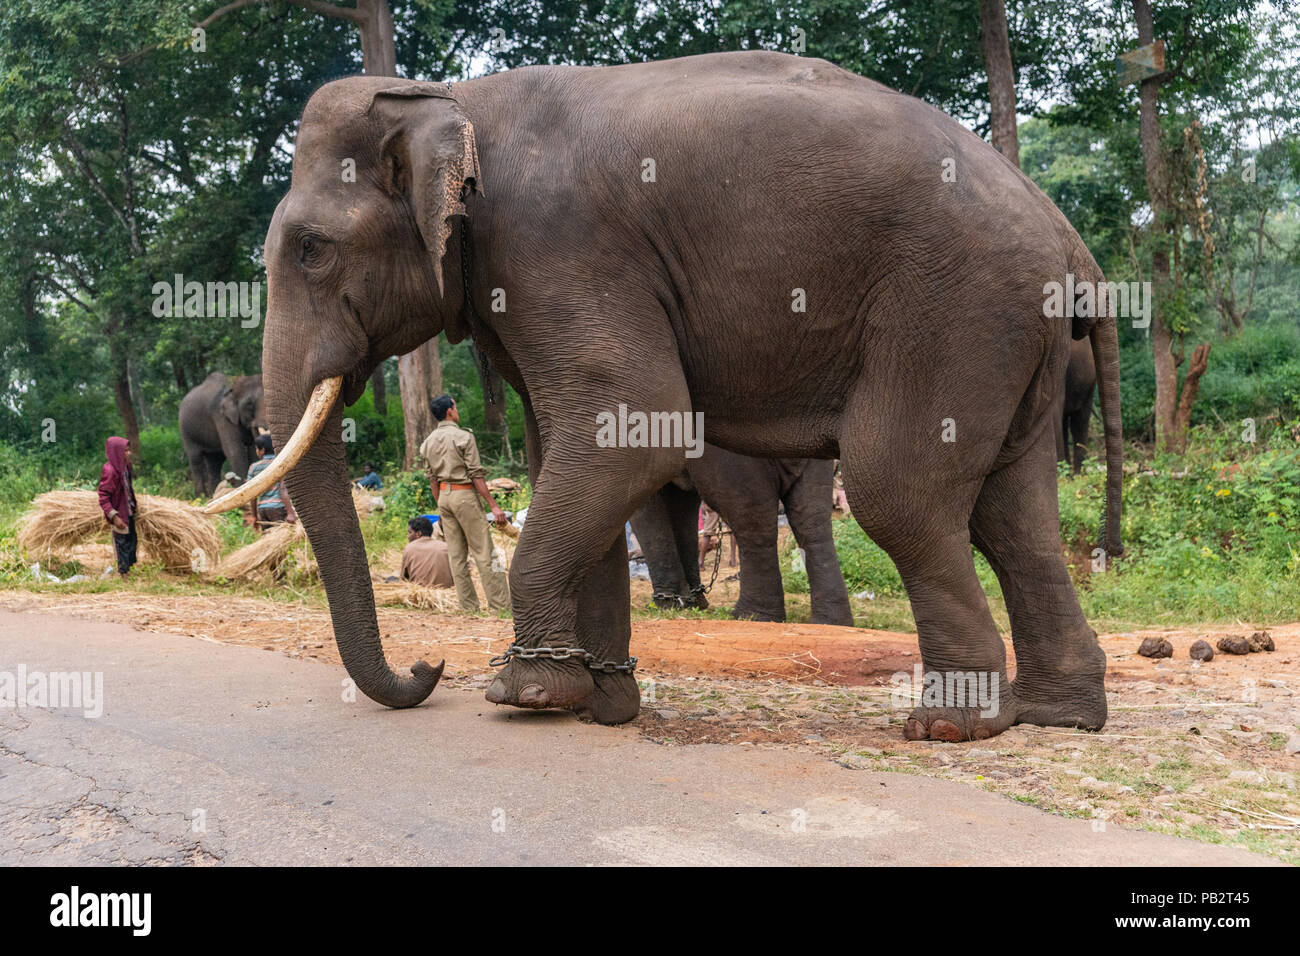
top-left (1217, 635), bottom-right (1251, 655)
top-left (1247, 631), bottom-right (1275, 652)
top-left (1137, 637), bottom-right (1174, 659)
top-left (1188, 639), bottom-right (1214, 662)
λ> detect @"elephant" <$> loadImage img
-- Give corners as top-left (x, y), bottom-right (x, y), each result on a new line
top-left (179, 372), bottom-right (267, 496)
top-left (1056, 338), bottom-right (1096, 475)
top-left (629, 445), bottom-right (853, 626)
top-left (214, 50), bottom-right (1122, 743)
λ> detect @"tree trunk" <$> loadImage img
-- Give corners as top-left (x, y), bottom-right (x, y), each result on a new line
top-left (979, 0), bottom-right (1020, 167)
top-left (1133, 0), bottom-right (1180, 451)
top-left (112, 370), bottom-right (142, 460)
top-left (1172, 343), bottom-right (1211, 448)
top-left (356, 0), bottom-right (398, 76)
top-left (399, 338), bottom-right (443, 470)
top-left (370, 364), bottom-right (387, 415)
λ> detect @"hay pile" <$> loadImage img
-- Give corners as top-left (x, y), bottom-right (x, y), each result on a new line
top-left (208, 521), bottom-right (307, 580)
top-left (370, 580), bottom-right (459, 611)
top-left (18, 491), bottom-right (220, 572)
top-left (351, 487), bottom-right (385, 517)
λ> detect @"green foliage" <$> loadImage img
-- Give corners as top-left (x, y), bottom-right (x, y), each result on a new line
top-left (342, 379), bottom-right (405, 474)
top-left (1118, 324), bottom-right (1300, 441)
top-left (821, 519), bottom-right (906, 599)
top-left (380, 469), bottom-right (437, 530)
top-left (1059, 426), bottom-right (1300, 625)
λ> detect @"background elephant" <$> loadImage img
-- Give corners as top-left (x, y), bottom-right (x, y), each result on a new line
top-left (630, 446), bottom-right (853, 625)
top-left (226, 51), bottom-right (1122, 743)
top-left (179, 372), bottom-right (267, 495)
top-left (1056, 338), bottom-right (1097, 474)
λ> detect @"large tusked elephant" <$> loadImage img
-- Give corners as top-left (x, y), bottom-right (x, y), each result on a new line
top-left (213, 51), bottom-right (1122, 742)
top-left (630, 446), bottom-right (852, 625)
top-left (1056, 338), bottom-right (1096, 475)
top-left (179, 372), bottom-right (267, 495)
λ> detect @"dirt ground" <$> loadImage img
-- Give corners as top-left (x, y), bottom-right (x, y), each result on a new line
top-left (3, 573), bottom-right (1298, 861)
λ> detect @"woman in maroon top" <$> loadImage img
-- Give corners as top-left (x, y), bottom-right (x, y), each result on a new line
top-left (97, 436), bottom-right (137, 580)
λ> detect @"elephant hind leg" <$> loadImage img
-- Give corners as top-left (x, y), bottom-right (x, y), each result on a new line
top-left (838, 393), bottom-right (1015, 741)
top-left (782, 462), bottom-right (853, 626)
top-left (197, 451), bottom-right (224, 497)
top-left (729, 518), bottom-right (785, 622)
top-left (1068, 400), bottom-right (1092, 474)
top-left (185, 446), bottom-right (207, 496)
top-left (969, 438), bottom-right (1107, 731)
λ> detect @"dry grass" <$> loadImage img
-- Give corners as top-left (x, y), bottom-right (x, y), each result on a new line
top-left (370, 580), bottom-right (459, 611)
top-left (209, 522), bottom-right (306, 580)
top-left (18, 490), bottom-right (220, 572)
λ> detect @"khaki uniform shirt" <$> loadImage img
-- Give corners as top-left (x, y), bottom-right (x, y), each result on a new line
top-left (420, 420), bottom-right (486, 486)
top-left (401, 535), bottom-right (455, 589)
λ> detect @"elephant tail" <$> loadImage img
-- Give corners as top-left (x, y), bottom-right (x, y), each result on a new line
top-left (1090, 311), bottom-right (1123, 558)
top-left (1072, 241), bottom-right (1123, 560)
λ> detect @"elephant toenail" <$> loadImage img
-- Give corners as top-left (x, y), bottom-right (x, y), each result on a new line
top-left (484, 679), bottom-right (508, 704)
top-left (930, 719), bottom-right (962, 742)
top-left (973, 726), bottom-right (991, 740)
top-left (518, 683), bottom-right (548, 707)
top-left (904, 718), bottom-right (926, 740)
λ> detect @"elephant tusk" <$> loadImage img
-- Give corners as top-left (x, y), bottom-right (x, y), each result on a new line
top-left (204, 376), bottom-right (342, 515)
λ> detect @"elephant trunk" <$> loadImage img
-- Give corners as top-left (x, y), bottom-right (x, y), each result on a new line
top-left (266, 371), bottom-right (442, 709)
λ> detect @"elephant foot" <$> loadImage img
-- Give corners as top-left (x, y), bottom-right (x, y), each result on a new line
top-left (652, 591), bottom-right (708, 611)
top-left (570, 670), bottom-right (640, 725)
top-left (903, 673), bottom-right (1016, 741)
top-left (485, 656), bottom-right (594, 711)
top-left (731, 605), bottom-right (785, 623)
top-left (1012, 631), bottom-right (1108, 731)
top-left (809, 610), bottom-right (855, 627)
top-left (904, 704), bottom-right (1016, 742)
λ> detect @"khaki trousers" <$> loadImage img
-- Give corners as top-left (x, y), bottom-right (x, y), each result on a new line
top-left (438, 488), bottom-right (511, 612)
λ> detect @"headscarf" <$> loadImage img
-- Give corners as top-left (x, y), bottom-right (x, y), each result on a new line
top-left (104, 436), bottom-right (134, 518)
top-left (105, 436), bottom-right (131, 476)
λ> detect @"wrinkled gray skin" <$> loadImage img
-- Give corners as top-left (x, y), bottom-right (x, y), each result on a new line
top-left (630, 446), bottom-right (852, 625)
top-left (261, 51), bottom-right (1122, 741)
top-left (179, 372), bottom-right (268, 495)
top-left (1055, 338), bottom-right (1096, 475)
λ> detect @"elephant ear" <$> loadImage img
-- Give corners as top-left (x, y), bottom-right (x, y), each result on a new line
top-left (368, 82), bottom-right (483, 298)
top-left (219, 388), bottom-right (240, 427)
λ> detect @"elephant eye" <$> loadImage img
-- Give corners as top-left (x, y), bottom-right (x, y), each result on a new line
top-left (298, 233), bottom-right (329, 266)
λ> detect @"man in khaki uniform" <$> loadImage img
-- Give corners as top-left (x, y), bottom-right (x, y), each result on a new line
top-left (419, 395), bottom-right (511, 612)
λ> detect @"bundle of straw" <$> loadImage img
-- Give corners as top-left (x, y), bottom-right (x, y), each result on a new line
top-left (351, 487), bottom-right (385, 517)
top-left (370, 579), bottom-right (458, 611)
top-left (18, 490), bottom-right (220, 572)
top-left (208, 521), bottom-right (306, 580)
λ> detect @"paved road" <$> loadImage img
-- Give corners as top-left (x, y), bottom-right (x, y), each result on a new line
top-left (0, 611), bottom-right (1278, 865)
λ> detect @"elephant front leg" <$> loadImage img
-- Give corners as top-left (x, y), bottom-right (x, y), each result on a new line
top-left (485, 532), bottom-right (639, 722)
top-left (485, 426), bottom-right (687, 724)
top-left (485, 463), bottom-right (672, 722)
